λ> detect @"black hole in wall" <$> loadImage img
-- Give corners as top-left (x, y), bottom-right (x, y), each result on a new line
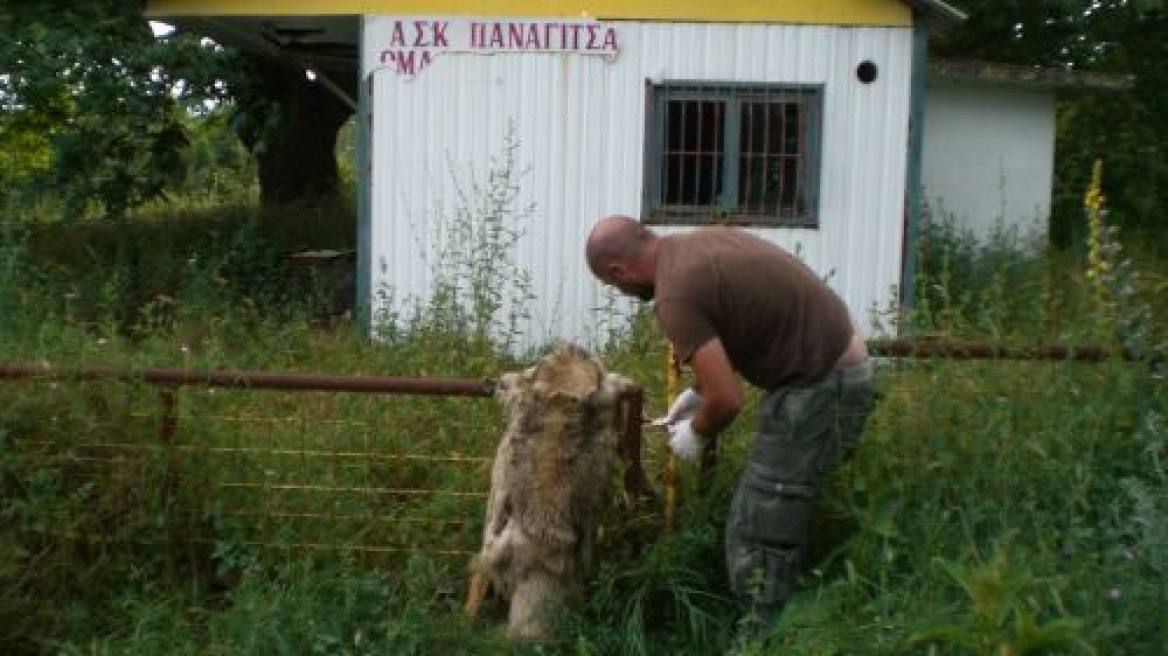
top-left (857, 61), bottom-right (878, 84)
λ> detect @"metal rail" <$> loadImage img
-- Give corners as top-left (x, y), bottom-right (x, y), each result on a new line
top-left (867, 339), bottom-right (1142, 362)
top-left (0, 337), bottom-right (1145, 393)
top-left (0, 364), bottom-right (497, 396)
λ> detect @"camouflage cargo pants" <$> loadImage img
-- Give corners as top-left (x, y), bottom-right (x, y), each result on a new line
top-left (725, 359), bottom-right (874, 627)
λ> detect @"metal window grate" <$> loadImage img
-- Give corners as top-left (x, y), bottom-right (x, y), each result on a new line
top-left (646, 83), bottom-right (823, 227)
top-left (663, 99), bottom-right (724, 208)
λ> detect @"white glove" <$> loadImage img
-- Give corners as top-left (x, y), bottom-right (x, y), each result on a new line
top-left (667, 419), bottom-right (706, 461)
top-left (651, 387), bottom-right (702, 427)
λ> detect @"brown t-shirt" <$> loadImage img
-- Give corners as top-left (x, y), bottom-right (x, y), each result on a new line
top-left (654, 227), bottom-right (854, 389)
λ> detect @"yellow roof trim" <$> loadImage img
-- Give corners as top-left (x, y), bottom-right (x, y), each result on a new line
top-left (146, 1), bottom-right (913, 27)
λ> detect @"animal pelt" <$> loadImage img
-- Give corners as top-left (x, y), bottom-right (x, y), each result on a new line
top-left (470, 343), bottom-right (636, 639)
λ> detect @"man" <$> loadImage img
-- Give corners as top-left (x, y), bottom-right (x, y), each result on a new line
top-left (585, 215), bottom-right (873, 629)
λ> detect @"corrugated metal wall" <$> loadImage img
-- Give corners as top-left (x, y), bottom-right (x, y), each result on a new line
top-left (366, 20), bottom-right (913, 349)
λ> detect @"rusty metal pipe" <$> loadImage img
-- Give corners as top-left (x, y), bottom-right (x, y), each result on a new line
top-left (0, 364), bottom-right (497, 397)
top-left (866, 340), bottom-right (1142, 362)
top-left (0, 338), bottom-right (1144, 394)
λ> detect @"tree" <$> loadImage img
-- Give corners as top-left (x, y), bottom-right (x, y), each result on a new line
top-left (1050, 1), bottom-right (1166, 245)
top-left (231, 56), bottom-right (354, 208)
top-left (931, 0), bottom-right (1092, 66)
top-left (0, 0), bottom-right (355, 216)
top-left (0, 0), bottom-right (237, 217)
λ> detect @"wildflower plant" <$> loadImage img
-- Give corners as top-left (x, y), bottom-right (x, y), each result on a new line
top-left (1083, 159), bottom-right (1158, 358)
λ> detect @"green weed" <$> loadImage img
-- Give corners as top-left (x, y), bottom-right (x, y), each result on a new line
top-left (0, 180), bottom-right (1163, 654)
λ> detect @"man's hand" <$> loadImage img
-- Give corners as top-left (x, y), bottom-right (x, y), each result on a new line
top-left (666, 419), bottom-right (706, 461)
top-left (651, 387), bottom-right (701, 427)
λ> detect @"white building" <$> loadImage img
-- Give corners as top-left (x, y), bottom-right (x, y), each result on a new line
top-left (150, 1), bottom-right (979, 346)
top-left (923, 60), bottom-right (1131, 243)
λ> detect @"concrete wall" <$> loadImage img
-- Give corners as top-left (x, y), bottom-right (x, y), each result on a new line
top-left (922, 79), bottom-right (1055, 243)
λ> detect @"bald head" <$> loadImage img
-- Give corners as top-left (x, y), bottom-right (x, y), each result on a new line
top-left (586, 215), bottom-right (652, 272)
top-left (585, 215), bottom-right (659, 301)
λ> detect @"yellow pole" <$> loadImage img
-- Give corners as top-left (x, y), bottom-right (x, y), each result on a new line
top-left (663, 342), bottom-right (679, 533)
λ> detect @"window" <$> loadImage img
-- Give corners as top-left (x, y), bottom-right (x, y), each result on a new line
top-left (643, 83), bottom-right (823, 228)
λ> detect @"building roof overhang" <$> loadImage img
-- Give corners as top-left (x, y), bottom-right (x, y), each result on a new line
top-left (147, 1), bottom-right (941, 25)
top-left (144, 1), bottom-right (968, 105)
top-left (929, 60), bottom-right (1135, 92)
top-left (909, 1), bottom-right (967, 25)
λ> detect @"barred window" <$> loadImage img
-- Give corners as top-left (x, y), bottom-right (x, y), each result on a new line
top-left (643, 83), bottom-right (823, 228)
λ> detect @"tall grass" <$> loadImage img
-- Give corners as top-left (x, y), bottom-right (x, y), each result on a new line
top-left (907, 209), bottom-right (1164, 350)
top-left (0, 185), bottom-right (1162, 655)
top-left (371, 123), bottom-right (534, 371)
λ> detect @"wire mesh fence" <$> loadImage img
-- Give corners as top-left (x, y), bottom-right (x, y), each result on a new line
top-left (0, 341), bottom-right (1141, 570)
top-left (0, 376), bottom-right (503, 564)
top-left (0, 366), bottom-right (644, 577)
top-left (174, 390), bottom-right (497, 558)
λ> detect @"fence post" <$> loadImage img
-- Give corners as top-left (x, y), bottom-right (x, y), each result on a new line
top-left (158, 386), bottom-right (178, 444)
top-left (157, 385), bottom-right (180, 510)
top-left (619, 387), bottom-right (650, 500)
top-left (157, 385), bottom-right (182, 579)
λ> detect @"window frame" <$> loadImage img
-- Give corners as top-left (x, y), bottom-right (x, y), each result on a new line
top-left (642, 81), bottom-right (825, 229)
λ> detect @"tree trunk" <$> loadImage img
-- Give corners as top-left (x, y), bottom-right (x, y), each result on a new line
top-left (239, 57), bottom-right (355, 208)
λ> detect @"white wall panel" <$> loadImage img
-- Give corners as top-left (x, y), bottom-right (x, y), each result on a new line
top-left (922, 80), bottom-right (1054, 242)
top-left (367, 20), bottom-right (913, 350)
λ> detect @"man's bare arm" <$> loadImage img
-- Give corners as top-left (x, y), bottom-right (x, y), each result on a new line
top-left (688, 338), bottom-right (743, 438)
